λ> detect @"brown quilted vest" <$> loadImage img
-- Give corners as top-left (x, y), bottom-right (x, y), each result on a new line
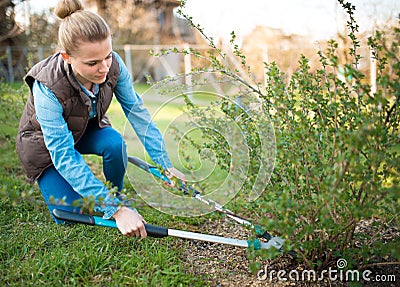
top-left (16, 52), bottom-right (120, 183)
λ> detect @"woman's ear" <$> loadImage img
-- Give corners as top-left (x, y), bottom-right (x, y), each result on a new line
top-left (61, 52), bottom-right (71, 64)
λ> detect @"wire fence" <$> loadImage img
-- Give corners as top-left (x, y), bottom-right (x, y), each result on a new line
top-left (0, 44), bottom-right (212, 84)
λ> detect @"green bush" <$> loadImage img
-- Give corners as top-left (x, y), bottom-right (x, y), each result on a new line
top-left (0, 82), bottom-right (31, 203)
top-left (170, 1), bottom-right (399, 270)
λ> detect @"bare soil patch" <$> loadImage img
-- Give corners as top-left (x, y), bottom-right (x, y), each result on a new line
top-left (178, 217), bottom-right (399, 287)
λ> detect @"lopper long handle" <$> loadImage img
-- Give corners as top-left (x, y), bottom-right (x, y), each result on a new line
top-left (52, 209), bottom-right (278, 250)
top-left (52, 209), bottom-right (168, 238)
top-left (127, 156), bottom-right (153, 171)
top-left (128, 156), bottom-right (171, 183)
top-left (53, 208), bottom-right (95, 225)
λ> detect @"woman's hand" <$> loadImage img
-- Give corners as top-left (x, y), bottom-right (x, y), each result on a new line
top-left (112, 206), bottom-right (147, 238)
top-left (165, 167), bottom-right (186, 186)
top-left (166, 167), bottom-right (185, 181)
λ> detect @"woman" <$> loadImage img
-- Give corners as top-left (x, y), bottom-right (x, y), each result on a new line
top-left (16, 0), bottom-right (184, 238)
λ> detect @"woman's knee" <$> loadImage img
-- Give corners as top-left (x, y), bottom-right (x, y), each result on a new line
top-left (103, 132), bottom-right (127, 158)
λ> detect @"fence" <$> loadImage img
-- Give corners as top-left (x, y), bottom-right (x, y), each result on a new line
top-left (1, 43), bottom-right (261, 94)
top-left (0, 46), bottom-right (52, 82)
top-left (0, 44), bottom-right (213, 83)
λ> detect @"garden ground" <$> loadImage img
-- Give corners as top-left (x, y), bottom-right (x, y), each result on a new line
top-left (0, 83), bottom-right (398, 286)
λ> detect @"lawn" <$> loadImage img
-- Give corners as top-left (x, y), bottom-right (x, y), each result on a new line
top-left (0, 83), bottom-right (214, 286)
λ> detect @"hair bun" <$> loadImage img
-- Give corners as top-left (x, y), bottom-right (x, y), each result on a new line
top-left (55, 0), bottom-right (84, 19)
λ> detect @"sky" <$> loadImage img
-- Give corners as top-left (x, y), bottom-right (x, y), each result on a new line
top-left (25, 0), bottom-right (400, 41)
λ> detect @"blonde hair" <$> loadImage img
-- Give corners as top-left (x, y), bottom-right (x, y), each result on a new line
top-left (55, 0), bottom-right (111, 54)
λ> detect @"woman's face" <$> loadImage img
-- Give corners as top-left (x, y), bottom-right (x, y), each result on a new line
top-left (61, 37), bottom-right (113, 89)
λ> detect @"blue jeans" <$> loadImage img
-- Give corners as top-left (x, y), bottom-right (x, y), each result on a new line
top-left (37, 123), bottom-right (127, 223)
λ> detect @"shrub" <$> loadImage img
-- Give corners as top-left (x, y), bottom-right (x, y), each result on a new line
top-left (0, 82), bottom-right (31, 203)
top-left (163, 1), bottom-right (399, 270)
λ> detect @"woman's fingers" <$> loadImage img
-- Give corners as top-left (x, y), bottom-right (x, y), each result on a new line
top-left (113, 206), bottom-right (147, 238)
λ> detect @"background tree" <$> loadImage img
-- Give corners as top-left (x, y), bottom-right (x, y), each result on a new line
top-left (84, 0), bottom-right (182, 45)
top-left (27, 10), bottom-right (58, 49)
top-left (0, 0), bottom-right (29, 81)
top-left (0, 0), bottom-right (25, 44)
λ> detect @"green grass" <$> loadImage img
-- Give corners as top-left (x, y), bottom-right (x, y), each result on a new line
top-left (0, 197), bottom-right (205, 286)
top-left (0, 82), bottom-right (209, 286)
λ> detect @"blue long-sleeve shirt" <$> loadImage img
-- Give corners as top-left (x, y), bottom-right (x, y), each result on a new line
top-left (33, 51), bottom-right (172, 218)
